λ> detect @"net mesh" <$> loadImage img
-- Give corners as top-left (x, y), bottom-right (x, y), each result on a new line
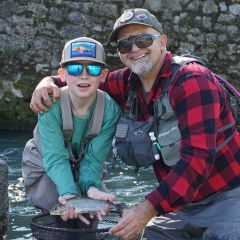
top-left (31, 211), bottom-right (122, 240)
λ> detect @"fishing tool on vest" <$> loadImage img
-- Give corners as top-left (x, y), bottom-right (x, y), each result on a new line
top-left (149, 132), bottom-right (160, 160)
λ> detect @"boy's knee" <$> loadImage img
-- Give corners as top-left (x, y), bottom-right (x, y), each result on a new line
top-left (25, 175), bottom-right (59, 210)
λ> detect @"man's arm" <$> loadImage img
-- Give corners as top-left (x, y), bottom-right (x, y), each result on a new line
top-left (30, 76), bottom-right (62, 113)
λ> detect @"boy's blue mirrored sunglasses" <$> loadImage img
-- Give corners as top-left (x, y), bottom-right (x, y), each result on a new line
top-left (66, 63), bottom-right (102, 76)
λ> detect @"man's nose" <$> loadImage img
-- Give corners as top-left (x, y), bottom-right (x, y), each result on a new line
top-left (131, 43), bottom-right (141, 52)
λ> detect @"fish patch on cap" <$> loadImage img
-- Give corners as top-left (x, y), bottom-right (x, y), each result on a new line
top-left (120, 9), bottom-right (134, 23)
top-left (71, 41), bottom-right (96, 58)
top-left (136, 14), bottom-right (148, 21)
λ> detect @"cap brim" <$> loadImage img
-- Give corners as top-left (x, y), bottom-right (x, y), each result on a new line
top-left (60, 57), bottom-right (106, 66)
top-left (108, 22), bottom-right (154, 43)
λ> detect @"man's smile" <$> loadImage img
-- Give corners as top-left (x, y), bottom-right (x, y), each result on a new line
top-left (77, 83), bottom-right (91, 88)
top-left (130, 53), bottom-right (149, 61)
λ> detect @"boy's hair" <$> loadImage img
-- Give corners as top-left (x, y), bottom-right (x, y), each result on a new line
top-left (60, 37), bottom-right (106, 67)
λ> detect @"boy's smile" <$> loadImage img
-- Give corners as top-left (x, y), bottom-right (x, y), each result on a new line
top-left (58, 61), bottom-right (108, 106)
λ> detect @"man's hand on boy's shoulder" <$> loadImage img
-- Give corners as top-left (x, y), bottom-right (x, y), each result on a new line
top-left (30, 76), bottom-right (60, 113)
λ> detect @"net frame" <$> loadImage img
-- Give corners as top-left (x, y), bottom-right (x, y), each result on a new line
top-left (31, 211), bottom-right (121, 240)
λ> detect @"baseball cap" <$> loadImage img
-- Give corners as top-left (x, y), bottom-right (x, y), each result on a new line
top-left (60, 37), bottom-right (106, 66)
top-left (108, 8), bottom-right (162, 43)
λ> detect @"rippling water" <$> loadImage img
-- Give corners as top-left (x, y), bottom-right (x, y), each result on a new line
top-left (0, 131), bottom-right (157, 239)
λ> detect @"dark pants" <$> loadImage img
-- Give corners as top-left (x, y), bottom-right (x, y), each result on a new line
top-left (142, 186), bottom-right (240, 240)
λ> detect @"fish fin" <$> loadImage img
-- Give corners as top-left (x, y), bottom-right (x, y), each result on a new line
top-left (113, 203), bottom-right (127, 217)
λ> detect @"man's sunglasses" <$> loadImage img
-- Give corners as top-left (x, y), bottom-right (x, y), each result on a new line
top-left (66, 63), bottom-right (102, 77)
top-left (117, 33), bottom-right (161, 54)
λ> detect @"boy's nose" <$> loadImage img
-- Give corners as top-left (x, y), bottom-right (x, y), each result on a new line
top-left (80, 67), bottom-right (88, 78)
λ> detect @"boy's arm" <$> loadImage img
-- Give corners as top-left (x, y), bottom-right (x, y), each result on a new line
top-left (38, 101), bottom-right (78, 196)
top-left (78, 96), bottom-right (121, 194)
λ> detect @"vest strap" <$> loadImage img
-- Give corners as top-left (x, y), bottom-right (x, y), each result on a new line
top-left (59, 87), bottom-right (105, 181)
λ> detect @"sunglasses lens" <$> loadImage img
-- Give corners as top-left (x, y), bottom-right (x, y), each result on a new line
top-left (135, 35), bottom-right (153, 48)
top-left (87, 65), bottom-right (102, 76)
top-left (67, 64), bottom-right (83, 76)
top-left (117, 40), bottom-right (132, 54)
top-left (67, 64), bottom-right (102, 76)
top-left (117, 34), bottom-right (158, 54)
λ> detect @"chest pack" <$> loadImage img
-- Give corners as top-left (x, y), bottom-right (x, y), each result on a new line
top-left (113, 55), bottom-right (240, 168)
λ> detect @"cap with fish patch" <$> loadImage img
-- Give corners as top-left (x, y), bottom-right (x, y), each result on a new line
top-left (108, 8), bottom-right (163, 43)
top-left (60, 37), bottom-right (106, 66)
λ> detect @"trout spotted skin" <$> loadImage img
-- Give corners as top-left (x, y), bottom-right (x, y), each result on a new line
top-left (49, 197), bottom-right (125, 215)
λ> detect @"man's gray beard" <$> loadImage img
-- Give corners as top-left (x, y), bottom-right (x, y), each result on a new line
top-left (130, 58), bottom-right (153, 76)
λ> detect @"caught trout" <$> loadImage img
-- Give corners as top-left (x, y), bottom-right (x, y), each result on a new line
top-left (49, 197), bottom-right (125, 216)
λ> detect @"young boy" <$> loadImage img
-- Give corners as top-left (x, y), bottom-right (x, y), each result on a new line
top-left (22, 37), bottom-right (121, 222)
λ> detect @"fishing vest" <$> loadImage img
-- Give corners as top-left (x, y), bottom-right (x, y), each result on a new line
top-left (113, 55), bottom-right (239, 168)
top-left (22, 87), bottom-right (105, 187)
top-left (60, 86), bottom-right (105, 180)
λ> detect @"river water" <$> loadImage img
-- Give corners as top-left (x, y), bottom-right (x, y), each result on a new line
top-left (0, 130), bottom-right (157, 240)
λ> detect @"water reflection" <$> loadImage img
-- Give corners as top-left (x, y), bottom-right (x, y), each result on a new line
top-left (0, 131), bottom-right (157, 239)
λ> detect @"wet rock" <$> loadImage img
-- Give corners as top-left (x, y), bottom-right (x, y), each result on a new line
top-left (0, 155), bottom-right (8, 237)
top-left (0, 0), bottom-right (239, 130)
top-left (202, 0), bottom-right (218, 14)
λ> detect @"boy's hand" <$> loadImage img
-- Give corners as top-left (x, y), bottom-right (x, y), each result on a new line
top-left (58, 195), bottom-right (91, 225)
top-left (87, 186), bottom-right (116, 202)
top-left (30, 76), bottom-right (60, 113)
top-left (87, 186), bottom-right (116, 220)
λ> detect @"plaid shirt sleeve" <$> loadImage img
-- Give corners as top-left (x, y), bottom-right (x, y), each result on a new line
top-left (52, 76), bottom-right (66, 87)
top-left (99, 67), bottom-right (132, 110)
top-left (146, 62), bottom-right (240, 215)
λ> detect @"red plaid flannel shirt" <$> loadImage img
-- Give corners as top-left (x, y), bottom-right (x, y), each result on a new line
top-left (54, 52), bottom-right (240, 216)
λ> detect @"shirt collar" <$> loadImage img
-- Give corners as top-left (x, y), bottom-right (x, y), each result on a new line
top-left (156, 51), bottom-right (173, 79)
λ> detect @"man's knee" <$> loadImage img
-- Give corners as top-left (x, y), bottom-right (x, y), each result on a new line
top-left (204, 222), bottom-right (240, 240)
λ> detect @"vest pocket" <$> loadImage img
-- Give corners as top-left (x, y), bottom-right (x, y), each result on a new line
top-left (114, 116), bottom-right (156, 167)
top-left (157, 119), bottom-right (181, 166)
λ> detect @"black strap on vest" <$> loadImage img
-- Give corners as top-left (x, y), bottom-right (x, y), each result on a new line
top-left (162, 55), bottom-right (206, 94)
top-left (124, 72), bottom-right (139, 120)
